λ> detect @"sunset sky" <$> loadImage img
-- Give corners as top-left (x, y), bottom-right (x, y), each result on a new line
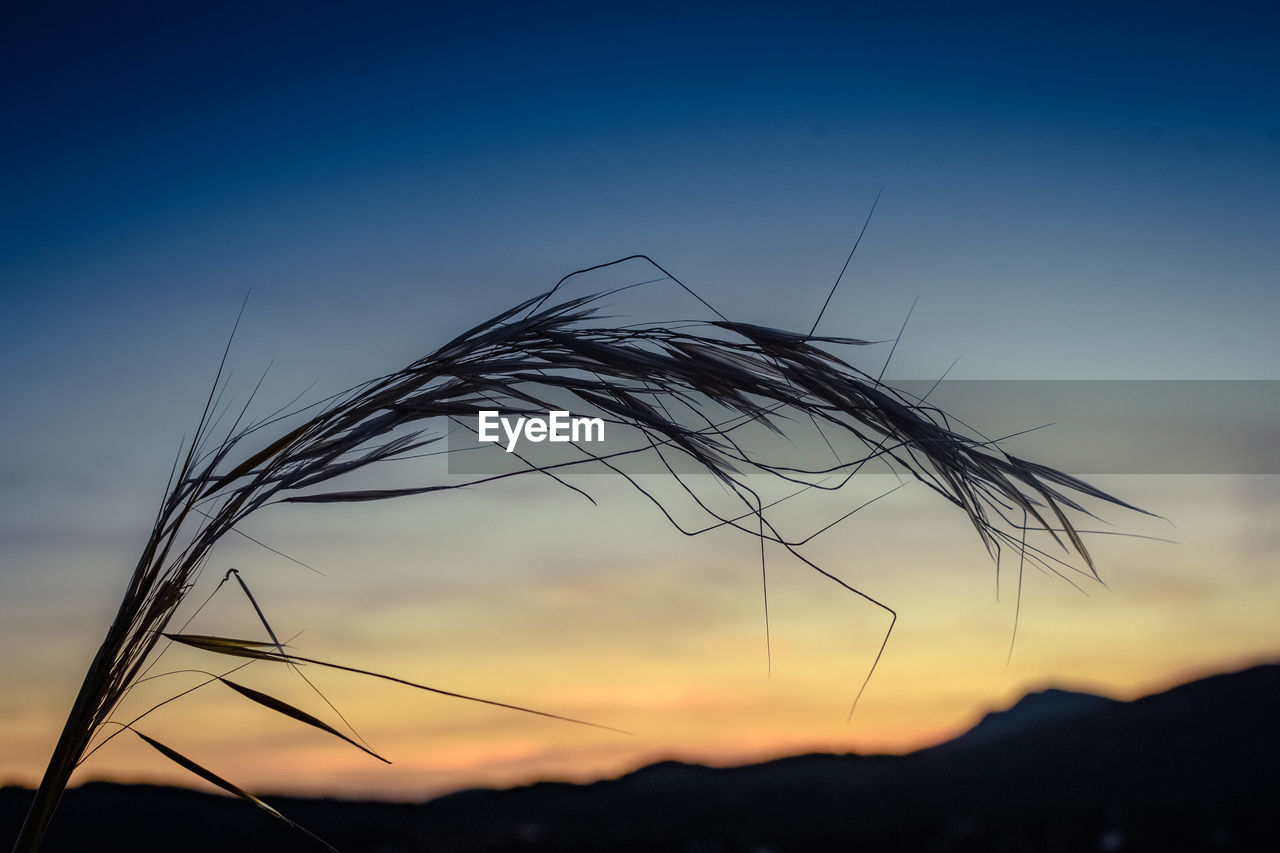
top-left (2, 3), bottom-right (1278, 801)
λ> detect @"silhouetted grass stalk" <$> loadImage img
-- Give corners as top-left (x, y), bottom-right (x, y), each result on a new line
top-left (12, 271), bottom-right (1143, 852)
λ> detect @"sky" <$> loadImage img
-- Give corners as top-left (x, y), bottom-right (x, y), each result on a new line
top-left (2, 2), bottom-right (1278, 801)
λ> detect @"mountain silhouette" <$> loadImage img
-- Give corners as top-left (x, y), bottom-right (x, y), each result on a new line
top-left (5, 661), bottom-right (1277, 851)
top-left (942, 686), bottom-right (1119, 749)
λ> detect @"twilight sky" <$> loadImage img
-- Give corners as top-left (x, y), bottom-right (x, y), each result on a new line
top-left (2, 2), bottom-right (1278, 800)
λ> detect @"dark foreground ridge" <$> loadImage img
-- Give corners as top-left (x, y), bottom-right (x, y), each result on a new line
top-left (5, 662), bottom-right (1278, 852)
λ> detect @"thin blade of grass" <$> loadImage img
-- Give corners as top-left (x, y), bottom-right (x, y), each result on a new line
top-left (132, 730), bottom-right (282, 818)
top-left (165, 634), bottom-right (287, 661)
top-left (164, 633), bottom-right (628, 734)
top-left (218, 677), bottom-right (390, 764)
top-left (133, 730), bottom-right (341, 853)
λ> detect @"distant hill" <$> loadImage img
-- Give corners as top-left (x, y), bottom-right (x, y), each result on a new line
top-left (940, 686), bottom-right (1119, 748)
top-left (5, 662), bottom-right (1278, 852)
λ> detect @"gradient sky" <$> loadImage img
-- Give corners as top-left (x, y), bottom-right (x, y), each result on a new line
top-left (2, 2), bottom-right (1278, 800)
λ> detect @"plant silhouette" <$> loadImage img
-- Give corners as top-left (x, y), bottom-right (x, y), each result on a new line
top-left (11, 255), bottom-right (1145, 852)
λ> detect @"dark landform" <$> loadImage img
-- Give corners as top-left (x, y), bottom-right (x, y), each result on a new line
top-left (5, 662), bottom-right (1277, 852)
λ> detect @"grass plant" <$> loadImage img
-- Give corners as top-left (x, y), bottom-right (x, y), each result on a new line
top-left (10, 256), bottom-right (1144, 852)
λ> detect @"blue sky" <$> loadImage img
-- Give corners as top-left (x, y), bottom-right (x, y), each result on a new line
top-left (2, 1), bottom-right (1278, 797)
top-left (4, 2), bottom-right (1277, 378)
